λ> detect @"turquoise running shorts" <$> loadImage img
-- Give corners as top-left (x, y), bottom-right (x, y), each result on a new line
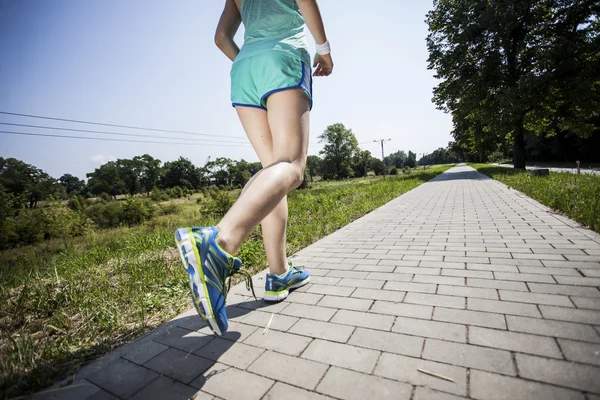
top-left (231, 52), bottom-right (313, 110)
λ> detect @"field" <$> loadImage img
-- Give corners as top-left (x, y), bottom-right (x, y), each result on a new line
top-left (0, 165), bottom-right (453, 397)
top-left (471, 164), bottom-right (600, 233)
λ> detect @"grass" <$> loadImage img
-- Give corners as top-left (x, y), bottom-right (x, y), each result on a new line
top-left (470, 164), bottom-right (600, 233)
top-left (0, 165), bottom-right (453, 397)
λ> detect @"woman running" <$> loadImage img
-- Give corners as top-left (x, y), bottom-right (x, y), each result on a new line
top-left (175, 0), bottom-right (333, 335)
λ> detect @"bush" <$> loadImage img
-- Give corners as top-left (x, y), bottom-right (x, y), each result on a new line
top-left (403, 166), bottom-right (412, 175)
top-left (85, 202), bottom-right (124, 228)
top-left (121, 197), bottom-right (156, 225)
top-left (158, 203), bottom-right (180, 216)
top-left (200, 189), bottom-right (235, 216)
top-left (67, 195), bottom-right (87, 212)
top-left (389, 167), bottom-right (398, 175)
top-left (150, 187), bottom-right (169, 202)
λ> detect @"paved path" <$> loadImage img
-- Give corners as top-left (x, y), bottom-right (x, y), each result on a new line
top-left (35, 165), bottom-right (600, 400)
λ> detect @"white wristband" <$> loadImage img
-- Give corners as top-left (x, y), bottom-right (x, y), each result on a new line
top-left (315, 40), bottom-right (331, 56)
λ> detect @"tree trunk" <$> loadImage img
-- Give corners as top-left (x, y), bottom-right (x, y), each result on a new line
top-left (513, 123), bottom-right (526, 170)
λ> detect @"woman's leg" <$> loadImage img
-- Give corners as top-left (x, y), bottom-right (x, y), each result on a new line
top-left (216, 89), bottom-right (310, 258)
top-left (235, 106), bottom-right (289, 276)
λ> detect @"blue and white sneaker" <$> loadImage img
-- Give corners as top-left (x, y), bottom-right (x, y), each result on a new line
top-left (263, 261), bottom-right (310, 302)
top-left (174, 226), bottom-right (255, 335)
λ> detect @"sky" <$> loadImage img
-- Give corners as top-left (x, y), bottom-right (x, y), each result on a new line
top-left (0, 0), bottom-right (453, 180)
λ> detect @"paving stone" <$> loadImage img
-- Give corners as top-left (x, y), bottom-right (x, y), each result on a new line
top-left (328, 269), bottom-right (369, 279)
top-left (197, 321), bottom-right (257, 342)
top-left (301, 339), bottom-right (380, 373)
top-left (354, 264), bottom-right (395, 272)
top-left (86, 358), bottom-right (159, 398)
top-left (318, 295), bottom-right (373, 311)
top-left (143, 347), bottom-right (213, 384)
top-left (129, 376), bottom-right (197, 400)
top-left (516, 353), bottom-right (600, 393)
top-left (467, 298), bottom-right (542, 318)
top-left (394, 266), bottom-right (441, 275)
top-left (392, 316), bottom-right (466, 342)
top-left (555, 276), bottom-right (600, 287)
top-left (421, 261), bottom-right (466, 270)
top-left (289, 318), bottom-right (355, 343)
top-left (371, 300), bottom-right (433, 319)
top-left (433, 307), bottom-right (506, 329)
top-left (365, 272), bottom-right (413, 282)
top-left (153, 326), bottom-right (215, 353)
top-left (540, 305), bottom-right (600, 324)
top-left (442, 269), bottom-right (494, 279)
top-left (122, 340), bottom-right (168, 365)
top-left (87, 390), bottom-right (118, 400)
top-left (571, 296), bottom-right (600, 310)
top-left (307, 284), bottom-right (355, 297)
top-left (467, 278), bottom-right (528, 291)
top-left (518, 266), bottom-right (581, 276)
top-left (494, 272), bottom-right (557, 283)
top-left (374, 352), bottom-right (467, 396)
top-left (194, 337), bottom-right (263, 369)
top-left (241, 310), bottom-right (298, 331)
top-left (412, 274), bottom-right (465, 286)
top-left (351, 287), bottom-right (406, 302)
top-left (331, 309), bottom-right (395, 331)
top-left (469, 326), bottom-right (562, 357)
top-left (506, 315), bottom-right (600, 342)
top-left (558, 339), bottom-right (600, 366)
top-left (423, 338), bottom-right (515, 375)
top-left (248, 350), bottom-right (328, 390)
top-left (244, 327), bottom-right (312, 355)
top-left (470, 369), bottom-right (585, 400)
top-left (310, 276), bottom-right (342, 285)
top-left (528, 282), bottom-right (600, 297)
top-left (348, 327), bottom-right (423, 356)
top-left (280, 302), bottom-right (337, 321)
top-left (404, 292), bottom-right (465, 309)
top-left (499, 290), bottom-right (574, 307)
top-left (437, 285), bottom-right (499, 300)
top-left (383, 281), bottom-right (437, 293)
top-left (196, 366), bottom-right (274, 400)
top-left (413, 387), bottom-right (468, 400)
top-left (264, 382), bottom-right (333, 400)
top-left (316, 366), bottom-right (412, 400)
top-left (286, 292), bottom-right (324, 305)
top-left (467, 263), bottom-right (519, 272)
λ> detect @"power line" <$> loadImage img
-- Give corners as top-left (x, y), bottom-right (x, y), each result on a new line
top-left (0, 130), bottom-right (252, 147)
top-left (0, 111), bottom-right (248, 140)
top-left (0, 122), bottom-right (252, 145)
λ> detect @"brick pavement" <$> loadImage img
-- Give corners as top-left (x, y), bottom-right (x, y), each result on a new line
top-left (34, 164), bottom-right (600, 399)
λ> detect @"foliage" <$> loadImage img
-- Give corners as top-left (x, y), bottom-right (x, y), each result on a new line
top-left (389, 166), bottom-right (398, 175)
top-left (58, 173), bottom-right (87, 197)
top-left (405, 151), bottom-right (417, 168)
top-left (426, 0), bottom-right (600, 168)
top-left (306, 155), bottom-right (323, 181)
top-left (418, 145), bottom-right (462, 165)
top-left (160, 157), bottom-right (205, 190)
top-left (318, 123), bottom-right (360, 180)
top-left (0, 157), bottom-right (60, 208)
top-left (384, 150), bottom-right (407, 168)
top-left (85, 201), bottom-right (124, 228)
top-left (370, 158), bottom-right (387, 176)
top-left (120, 198), bottom-right (157, 226)
top-left (352, 150), bottom-right (372, 178)
top-left (199, 189), bottom-right (235, 216)
top-left (472, 164), bottom-right (600, 232)
top-left (86, 161), bottom-right (126, 199)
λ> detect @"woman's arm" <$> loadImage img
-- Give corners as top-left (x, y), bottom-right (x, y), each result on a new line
top-left (296, 0), bottom-right (333, 76)
top-left (214, 0), bottom-right (242, 62)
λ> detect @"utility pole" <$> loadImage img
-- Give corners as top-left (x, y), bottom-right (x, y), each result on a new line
top-left (373, 138), bottom-right (391, 160)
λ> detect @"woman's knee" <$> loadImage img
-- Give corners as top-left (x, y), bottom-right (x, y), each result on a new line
top-left (290, 161), bottom-right (305, 188)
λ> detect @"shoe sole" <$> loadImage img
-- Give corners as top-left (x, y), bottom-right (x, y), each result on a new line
top-left (263, 276), bottom-right (311, 302)
top-left (174, 228), bottom-right (222, 335)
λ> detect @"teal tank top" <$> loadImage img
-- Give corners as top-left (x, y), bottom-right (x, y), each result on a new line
top-left (235, 0), bottom-right (311, 66)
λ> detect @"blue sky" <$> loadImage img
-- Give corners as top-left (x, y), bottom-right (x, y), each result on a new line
top-left (0, 0), bottom-right (452, 180)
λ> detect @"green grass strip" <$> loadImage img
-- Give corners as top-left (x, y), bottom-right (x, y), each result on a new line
top-left (470, 164), bottom-right (600, 233)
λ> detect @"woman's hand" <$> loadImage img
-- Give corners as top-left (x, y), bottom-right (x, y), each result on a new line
top-left (313, 53), bottom-right (333, 76)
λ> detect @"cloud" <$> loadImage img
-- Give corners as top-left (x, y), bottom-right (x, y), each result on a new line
top-left (91, 154), bottom-right (115, 164)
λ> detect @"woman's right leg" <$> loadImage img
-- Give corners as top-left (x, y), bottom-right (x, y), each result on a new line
top-left (216, 88), bottom-right (310, 257)
top-left (236, 106), bottom-right (289, 276)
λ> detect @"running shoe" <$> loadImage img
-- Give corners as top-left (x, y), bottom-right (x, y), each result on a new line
top-left (174, 226), bottom-right (255, 335)
top-left (263, 260), bottom-right (310, 302)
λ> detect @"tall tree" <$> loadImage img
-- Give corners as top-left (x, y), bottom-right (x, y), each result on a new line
top-left (318, 123), bottom-right (359, 180)
top-left (135, 154), bottom-right (162, 195)
top-left (58, 173), bottom-right (87, 196)
top-left (87, 161), bottom-right (126, 199)
top-left (306, 155), bottom-right (323, 180)
top-left (426, 0), bottom-right (600, 168)
top-left (352, 150), bottom-right (372, 178)
top-left (161, 157), bottom-right (203, 189)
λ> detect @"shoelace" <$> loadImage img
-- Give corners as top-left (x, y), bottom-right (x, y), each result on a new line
top-left (224, 267), bottom-right (258, 301)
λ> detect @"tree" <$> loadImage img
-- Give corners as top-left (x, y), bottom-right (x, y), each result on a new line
top-left (229, 159), bottom-right (251, 187)
top-left (370, 158), bottom-right (387, 176)
top-left (352, 150), bottom-right (372, 178)
top-left (161, 157), bottom-right (203, 189)
top-left (59, 173), bottom-right (87, 197)
top-left (135, 154), bottom-right (162, 195)
top-left (318, 123), bottom-right (359, 180)
top-left (87, 161), bottom-right (126, 199)
top-left (206, 157), bottom-right (234, 186)
top-left (426, 0), bottom-right (600, 169)
top-left (405, 151), bottom-right (417, 168)
top-left (306, 155), bottom-right (323, 181)
top-left (0, 157), bottom-right (60, 208)
top-left (384, 151), bottom-right (407, 168)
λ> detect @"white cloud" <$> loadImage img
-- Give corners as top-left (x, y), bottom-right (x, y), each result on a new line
top-left (91, 154), bottom-right (115, 164)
